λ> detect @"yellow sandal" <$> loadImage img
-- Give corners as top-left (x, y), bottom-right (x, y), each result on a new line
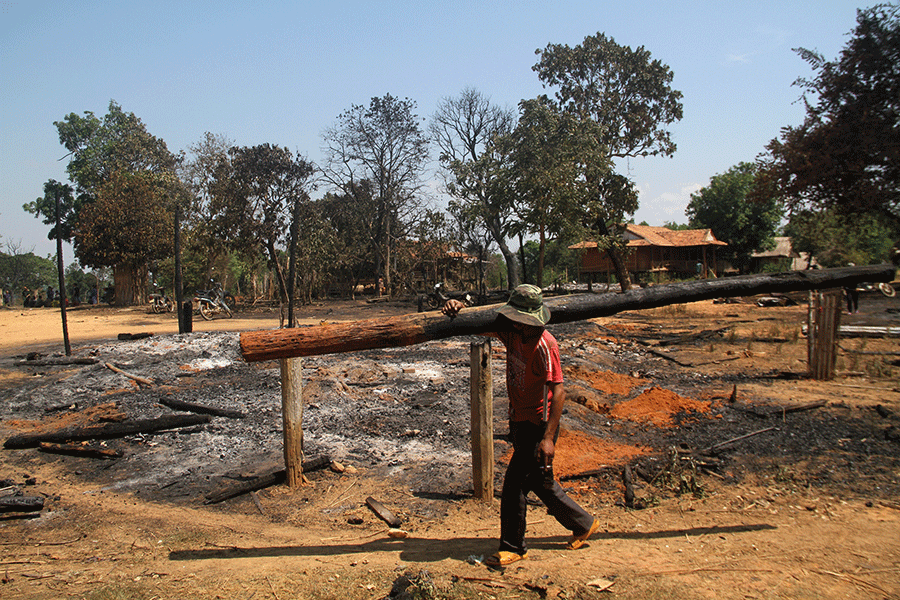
top-left (485, 550), bottom-right (528, 567)
top-left (567, 517), bottom-right (600, 550)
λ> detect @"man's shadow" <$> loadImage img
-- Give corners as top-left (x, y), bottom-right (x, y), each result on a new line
top-left (169, 523), bottom-right (776, 564)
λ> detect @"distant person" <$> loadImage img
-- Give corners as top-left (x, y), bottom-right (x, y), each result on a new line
top-left (844, 286), bottom-right (860, 314)
top-left (91, 285), bottom-right (98, 305)
top-left (46, 286), bottom-right (55, 304)
top-left (72, 284), bottom-right (81, 305)
top-left (442, 285), bottom-right (599, 567)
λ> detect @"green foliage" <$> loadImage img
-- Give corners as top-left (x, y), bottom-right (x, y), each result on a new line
top-left (534, 31), bottom-right (684, 160)
top-left (687, 162), bottom-right (783, 272)
top-left (31, 101), bottom-right (182, 305)
top-left (0, 246), bottom-right (56, 300)
top-left (23, 180), bottom-right (79, 241)
top-left (55, 100), bottom-right (178, 200)
top-left (756, 4), bottom-right (900, 226)
top-left (208, 143), bottom-right (316, 301)
top-left (532, 32), bottom-right (682, 289)
top-left (784, 207), bottom-right (898, 267)
top-left (75, 170), bottom-right (175, 270)
top-left (662, 221), bottom-right (693, 230)
top-left (521, 239), bottom-right (580, 287)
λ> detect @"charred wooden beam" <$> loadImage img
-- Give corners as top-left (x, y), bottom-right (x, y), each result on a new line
top-left (15, 357), bottom-right (98, 367)
top-left (38, 442), bottom-right (124, 459)
top-left (240, 265), bottom-right (895, 362)
top-left (0, 495), bottom-right (45, 513)
top-left (3, 414), bottom-right (210, 449)
top-left (158, 397), bottom-right (245, 419)
top-left (203, 455), bottom-right (331, 504)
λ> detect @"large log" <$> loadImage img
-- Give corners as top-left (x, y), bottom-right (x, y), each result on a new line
top-left (239, 265), bottom-right (895, 362)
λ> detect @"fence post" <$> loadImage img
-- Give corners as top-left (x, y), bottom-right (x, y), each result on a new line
top-left (808, 290), bottom-right (842, 380)
top-left (280, 357), bottom-right (305, 487)
top-left (470, 339), bottom-right (493, 501)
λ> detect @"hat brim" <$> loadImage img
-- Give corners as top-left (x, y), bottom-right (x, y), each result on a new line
top-left (497, 303), bottom-right (550, 327)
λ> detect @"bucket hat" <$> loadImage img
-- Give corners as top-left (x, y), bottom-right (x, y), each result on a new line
top-left (498, 284), bottom-right (550, 326)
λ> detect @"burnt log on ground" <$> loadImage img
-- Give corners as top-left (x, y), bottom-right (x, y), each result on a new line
top-left (38, 442), bottom-right (124, 459)
top-left (3, 414), bottom-right (211, 449)
top-left (240, 266), bottom-right (895, 362)
top-left (0, 495), bottom-right (45, 513)
top-left (15, 357), bottom-right (99, 367)
top-left (203, 455), bottom-right (332, 504)
top-left (158, 397), bottom-right (246, 419)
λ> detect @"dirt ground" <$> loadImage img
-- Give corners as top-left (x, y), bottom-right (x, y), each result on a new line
top-left (1, 290), bottom-right (899, 600)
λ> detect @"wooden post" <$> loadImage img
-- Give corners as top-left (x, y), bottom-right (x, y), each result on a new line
top-left (280, 357), bottom-right (304, 487)
top-left (808, 290), bottom-right (842, 380)
top-left (470, 339), bottom-right (493, 501)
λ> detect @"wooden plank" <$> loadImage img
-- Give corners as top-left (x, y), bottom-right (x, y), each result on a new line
top-left (365, 496), bottom-right (401, 527)
top-left (239, 265), bottom-right (895, 362)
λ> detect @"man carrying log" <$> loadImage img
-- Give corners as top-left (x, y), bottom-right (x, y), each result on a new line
top-left (443, 284), bottom-right (600, 567)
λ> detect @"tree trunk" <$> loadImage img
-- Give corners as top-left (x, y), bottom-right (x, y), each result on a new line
top-left (487, 216), bottom-right (519, 289)
top-left (113, 262), bottom-right (148, 306)
top-left (598, 222), bottom-right (632, 291)
top-left (266, 239), bottom-right (288, 304)
top-left (538, 222), bottom-right (546, 288)
top-left (239, 265), bottom-right (894, 362)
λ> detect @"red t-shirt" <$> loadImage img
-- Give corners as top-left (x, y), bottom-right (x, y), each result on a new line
top-left (497, 329), bottom-right (564, 424)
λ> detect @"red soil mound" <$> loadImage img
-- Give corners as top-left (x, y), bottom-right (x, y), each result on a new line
top-left (609, 387), bottom-right (712, 428)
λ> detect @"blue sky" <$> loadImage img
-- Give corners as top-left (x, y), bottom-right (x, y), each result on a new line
top-left (1, 0), bottom-right (866, 259)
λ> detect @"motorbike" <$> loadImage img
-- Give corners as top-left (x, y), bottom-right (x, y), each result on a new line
top-left (859, 282), bottom-right (896, 297)
top-left (193, 280), bottom-right (236, 320)
top-left (418, 282), bottom-right (475, 312)
top-left (148, 289), bottom-right (174, 314)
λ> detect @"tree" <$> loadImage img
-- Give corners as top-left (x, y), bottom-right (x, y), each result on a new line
top-left (208, 144), bottom-right (316, 304)
top-left (322, 94), bottom-right (430, 296)
top-left (0, 241), bottom-right (57, 303)
top-left (74, 171), bottom-right (175, 304)
top-left (784, 207), bottom-right (897, 267)
top-left (755, 4), bottom-right (900, 227)
top-left (534, 32), bottom-right (683, 290)
top-left (687, 162), bottom-right (783, 272)
top-left (180, 132), bottom-right (235, 261)
top-left (430, 88), bottom-right (520, 289)
top-left (504, 97), bottom-right (607, 287)
top-left (26, 101), bottom-right (182, 305)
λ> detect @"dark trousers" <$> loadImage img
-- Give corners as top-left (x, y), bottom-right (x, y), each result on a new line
top-left (498, 420), bottom-right (594, 555)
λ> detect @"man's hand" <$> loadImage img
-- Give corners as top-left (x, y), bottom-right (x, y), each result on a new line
top-left (442, 299), bottom-right (466, 318)
top-left (536, 437), bottom-right (555, 468)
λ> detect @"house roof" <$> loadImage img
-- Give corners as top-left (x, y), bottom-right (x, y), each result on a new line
top-left (569, 224), bottom-right (727, 249)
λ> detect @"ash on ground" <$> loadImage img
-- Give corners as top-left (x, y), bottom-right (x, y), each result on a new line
top-left (3, 314), bottom-right (899, 516)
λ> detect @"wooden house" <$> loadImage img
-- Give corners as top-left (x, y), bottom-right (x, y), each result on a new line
top-left (750, 237), bottom-right (811, 271)
top-left (570, 224), bottom-right (728, 282)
